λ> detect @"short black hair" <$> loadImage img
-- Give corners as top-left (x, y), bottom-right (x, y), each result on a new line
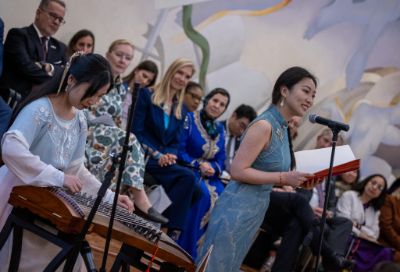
top-left (233, 104), bottom-right (257, 122)
top-left (39, 0), bottom-right (66, 9)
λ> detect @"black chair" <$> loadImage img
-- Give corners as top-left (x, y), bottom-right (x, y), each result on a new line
top-left (3, 88), bottom-right (22, 110)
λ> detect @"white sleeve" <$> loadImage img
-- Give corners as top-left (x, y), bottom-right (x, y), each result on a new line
top-left (65, 159), bottom-right (114, 203)
top-left (336, 191), bottom-right (360, 236)
top-left (2, 131), bottom-right (64, 187)
top-left (361, 209), bottom-right (380, 239)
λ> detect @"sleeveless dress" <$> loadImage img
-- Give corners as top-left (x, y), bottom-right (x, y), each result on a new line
top-left (196, 105), bottom-right (291, 272)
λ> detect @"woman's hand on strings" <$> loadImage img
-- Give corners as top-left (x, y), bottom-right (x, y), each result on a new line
top-left (64, 174), bottom-right (83, 193)
top-left (117, 194), bottom-right (134, 213)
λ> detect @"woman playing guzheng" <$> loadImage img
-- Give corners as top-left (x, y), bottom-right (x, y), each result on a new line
top-left (0, 53), bottom-right (133, 271)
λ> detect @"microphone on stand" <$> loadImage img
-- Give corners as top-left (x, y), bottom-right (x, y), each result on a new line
top-left (309, 114), bottom-right (349, 132)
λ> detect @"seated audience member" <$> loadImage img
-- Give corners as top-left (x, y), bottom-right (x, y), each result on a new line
top-left (0, 0), bottom-right (67, 99)
top-left (121, 60), bottom-right (158, 128)
top-left (221, 104), bottom-right (257, 173)
top-left (177, 88), bottom-right (230, 258)
top-left (296, 128), bottom-right (353, 268)
top-left (67, 29), bottom-right (95, 56)
top-left (335, 169), bottom-right (360, 199)
top-left (132, 58), bottom-right (197, 239)
top-left (183, 81), bottom-right (204, 112)
top-left (379, 177), bottom-right (400, 262)
top-left (84, 39), bottom-right (167, 224)
top-left (337, 174), bottom-right (394, 272)
top-left (0, 17), bottom-right (12, 139)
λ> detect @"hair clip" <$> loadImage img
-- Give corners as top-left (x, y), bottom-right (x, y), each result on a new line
top-left (57, 51), bottom-right (85, 95)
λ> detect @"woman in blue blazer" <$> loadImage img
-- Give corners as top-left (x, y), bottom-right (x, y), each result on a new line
top-left (132, 58), bottom-right (196, 238)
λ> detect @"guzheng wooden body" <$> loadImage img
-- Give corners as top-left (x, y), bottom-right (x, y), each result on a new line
top-left (8, 185), bottom-right (195, 272)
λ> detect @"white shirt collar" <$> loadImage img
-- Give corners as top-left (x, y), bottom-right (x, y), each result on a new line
top-left (33, 23), bottom-right (48, 39)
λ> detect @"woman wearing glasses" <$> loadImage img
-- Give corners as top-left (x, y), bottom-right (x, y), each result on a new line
top-left (337, 174), bottom-right (393, 271)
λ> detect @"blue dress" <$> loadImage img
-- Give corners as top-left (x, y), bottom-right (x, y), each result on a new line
top-left (196, 105), bottom-right (291, 272)
top-left (177, 111), bottom-right (226, 259)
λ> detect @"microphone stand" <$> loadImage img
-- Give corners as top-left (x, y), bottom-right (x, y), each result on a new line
top-left (62, 145), bottom-right (119, 272)
top-left (314, 128), bottom-right (339, 272)
top-left (99, 82), bottom-right (140, 272)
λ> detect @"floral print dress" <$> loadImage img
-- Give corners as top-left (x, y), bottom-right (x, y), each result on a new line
top-left (85, 82), bottom-right (145, 191)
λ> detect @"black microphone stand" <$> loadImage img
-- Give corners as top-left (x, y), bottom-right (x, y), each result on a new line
top-left (314, 128), bottom-right (339, 272)
top-left (99, 82), bottom-right (140, 272)
top-left (62, 155), bottom-right (118, 272)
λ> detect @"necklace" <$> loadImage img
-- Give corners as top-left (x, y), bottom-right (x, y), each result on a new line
top-left (162, 103), bottom-right (169, 112)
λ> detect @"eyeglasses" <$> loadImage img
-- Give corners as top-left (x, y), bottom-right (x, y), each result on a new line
top-left (186, 91), bottom-right (202, 102)
top-left (41, 9), bottom-right (66, 25)
top-left (370, 180), bottom-right (385, 191)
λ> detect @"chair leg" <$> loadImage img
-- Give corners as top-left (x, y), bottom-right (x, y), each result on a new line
top-left (8, 224), bottom-right (23, 272)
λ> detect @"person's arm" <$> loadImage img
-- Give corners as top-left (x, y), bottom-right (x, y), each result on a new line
top-left (337, 191), bottom-right (361, 236)
top-left (2, 132), bottom-right (64, 187)
top-left (230, 120), bottom-right (309, 187)
top-left (379, 197), bottom-right (400, 248)
top-left (132, 88), bottom-right (163, 159)
top-left (3, 28), bottom-right (52, 83)
top-left (360, 208), bottom-right (380, 240)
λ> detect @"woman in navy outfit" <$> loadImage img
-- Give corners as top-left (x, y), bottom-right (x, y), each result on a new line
top-left (132, 58), bottom-right (196, 238)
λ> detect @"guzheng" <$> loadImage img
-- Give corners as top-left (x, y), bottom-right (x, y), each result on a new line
top-left (8, 185), bottom-right (195, 271)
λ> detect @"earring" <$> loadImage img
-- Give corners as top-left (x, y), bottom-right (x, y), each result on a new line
top-left (280, 98), bottom-right (285, 107)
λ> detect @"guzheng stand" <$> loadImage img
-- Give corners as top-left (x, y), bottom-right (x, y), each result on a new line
top-left (111, 243), bottom-right (185, 272)
top-left (0, 207), bottom-right (96, 272)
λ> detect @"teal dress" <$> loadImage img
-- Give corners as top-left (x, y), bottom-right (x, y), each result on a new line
top-left (196, 105), bottom-right (291, 272)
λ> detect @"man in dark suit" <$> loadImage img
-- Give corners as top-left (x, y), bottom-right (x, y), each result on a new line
top-left (221, 104), bottom-right (257, 175)
top-left (0, 0), bottom-right (67, 99)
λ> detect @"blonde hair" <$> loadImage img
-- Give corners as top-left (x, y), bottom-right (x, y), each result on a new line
top-left (152, 58), bottom-right (195, 119)
top-left (107, 39), bottom-right (134, 53)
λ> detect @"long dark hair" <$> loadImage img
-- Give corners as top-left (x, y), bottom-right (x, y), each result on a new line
top-left (272, 67), bottom-right (317, 170)
top-left (203, 87), bottom-right (231, 115)
top-left (10, 53), bottom-right (113, 126)
top-left (67, 29), bottom-right (95, 57)
top-left (353, 174), bottom-right (388, 210)
top-left (123, 60), bottom-right (159, 88)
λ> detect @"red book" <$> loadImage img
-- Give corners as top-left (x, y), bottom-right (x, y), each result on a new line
top-left (294, 145), bottom-right (360, 189)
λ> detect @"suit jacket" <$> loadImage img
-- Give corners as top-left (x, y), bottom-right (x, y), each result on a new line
top-left (0, 24), bottom-right (67, 98)
top-left (297, 179), bottom-right (337, 213)
top-left (0, 18), bottom-right (4, 77)
top-left (132, 87), bottom-right (188, 159)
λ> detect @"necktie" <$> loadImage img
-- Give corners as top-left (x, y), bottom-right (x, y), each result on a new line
top-left (41, 37), bottom-right (48, 61)
top-left (225, 136), bottom-right (234, 172)
top-left (316, 183), bottom-right (325, 208)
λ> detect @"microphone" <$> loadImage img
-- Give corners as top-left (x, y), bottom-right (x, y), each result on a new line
top-left (309, 114), bottom-right (349, 131)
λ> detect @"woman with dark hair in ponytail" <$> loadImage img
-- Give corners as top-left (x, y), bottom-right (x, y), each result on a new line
top-left (177, 87), bottom-right (230, 259)
top-left (197, 67), bottom-right (317, 272)
top-left (0, 53), bottom-right (133, 271)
